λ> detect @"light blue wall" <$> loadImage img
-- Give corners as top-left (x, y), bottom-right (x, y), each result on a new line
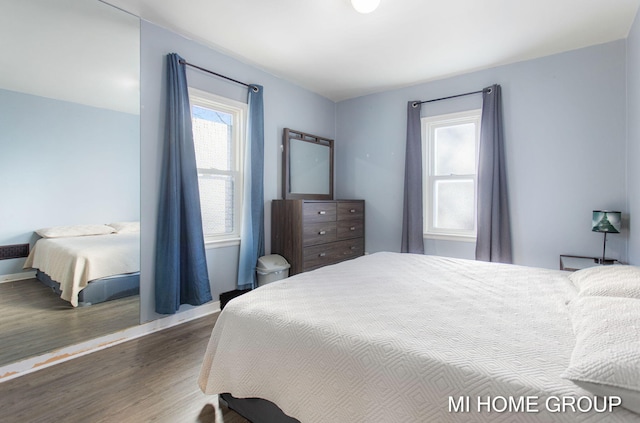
top-left (139, 21), bottom-right (336, 322)
top-left (336, 40), bottom-right (628, 269)
top-left (0, 89), bottom-right (140, 276)
top-left (628, 9), bottom-right (640, 265)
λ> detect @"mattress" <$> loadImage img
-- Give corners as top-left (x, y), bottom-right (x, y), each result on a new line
top-left (24, 233), bottom-right (140, 307)
top-left (198, 252), bottom-right (640, 422)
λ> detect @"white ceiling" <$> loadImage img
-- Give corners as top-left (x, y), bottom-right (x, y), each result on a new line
top-left (2, 0), bottom-right (638, 109)
top-left (104, 0), bottom-right (640, 102)
top-left (0, 0), bottom-right (139, 114)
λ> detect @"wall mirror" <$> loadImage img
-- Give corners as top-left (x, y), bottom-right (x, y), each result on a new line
top-left (0, 0), bottom-right (140, 368)
top-left (283, 128), bottom-right (334, 200)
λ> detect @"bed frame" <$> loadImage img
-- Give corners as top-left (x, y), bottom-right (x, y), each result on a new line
top-left (220, 393), bottom-right (299, 423)
top-left (36, 270), bottom-right (139, 307)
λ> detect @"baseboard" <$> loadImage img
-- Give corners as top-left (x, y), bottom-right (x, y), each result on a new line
top-left (0, 301), bottom-right (220, 383)
top-left (0, 271), bottom-right (36, 284)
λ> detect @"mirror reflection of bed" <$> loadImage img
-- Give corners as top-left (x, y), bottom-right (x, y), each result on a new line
top-left (0, 0), bottom-right (140, 367)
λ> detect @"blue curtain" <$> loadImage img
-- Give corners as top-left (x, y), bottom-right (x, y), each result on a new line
top-left (475, 84), bottom-right (513, 263)
top-left (155, 53), bottom-right (212, 314)
top-left (237, 85), bottom-right (265, 290)
top-left (401, 101), bottom-right (425, 254)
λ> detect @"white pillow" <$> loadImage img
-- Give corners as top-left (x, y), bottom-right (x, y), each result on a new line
top-left (35, 224), bottom-right (115, 238)
top-left (568, 265), bottom-right (640, 299)
top-left (108, 221), bottom-right (140, 234)
top-left (562, 296), bottom-right (640, 414)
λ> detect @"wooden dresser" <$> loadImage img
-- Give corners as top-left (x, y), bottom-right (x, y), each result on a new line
top-left (271, 199), bottom-right (365, 275)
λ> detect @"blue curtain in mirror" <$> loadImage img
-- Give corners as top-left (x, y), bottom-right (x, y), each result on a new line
top-left (475, 84), bottom-right (512, 263)
top-left (401, 101), bottom-right (425, 254)
top-left (237, 85), bottom-right (265, 290)
top-left (155, 53), bottom-right (212, 314)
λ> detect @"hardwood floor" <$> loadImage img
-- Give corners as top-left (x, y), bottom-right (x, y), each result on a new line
top-left (0, 313), bottom-right (248, 423)
top-left (0, 278), bottom-right (139, 366)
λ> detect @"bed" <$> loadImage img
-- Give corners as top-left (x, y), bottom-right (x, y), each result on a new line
top-left (198, 252), bottom-right (640, 422)
top-left (24, 230), bottom-right (140, 307)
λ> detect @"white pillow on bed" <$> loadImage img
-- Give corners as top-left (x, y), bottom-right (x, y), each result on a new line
top-left (108, 221), bottom-right (140, 234)
top-left (562, 296), bottom-right (640, 414)
top-left (36, 224), bottom-right (115, 238)
top-left (568, 265), bottom-right (640, 299)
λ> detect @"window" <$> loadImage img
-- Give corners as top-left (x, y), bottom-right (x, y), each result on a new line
top-left (422, 109), bottom-right (481, 241)
top-left (189, 88), bottom-right (246, 242)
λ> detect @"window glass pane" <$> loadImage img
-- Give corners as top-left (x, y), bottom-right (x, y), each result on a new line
top-left (434, 179), bottom-right (474, 231)
top-left (198, 174), bottom-right (234, 236)
top-left (192, 105), bottom-right (233, 171)
top-left (434, 123), bottom-right (476, 176)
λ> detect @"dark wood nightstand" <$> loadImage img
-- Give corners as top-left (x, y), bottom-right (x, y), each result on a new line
top-left (559, 255), bottom-right (623, 272)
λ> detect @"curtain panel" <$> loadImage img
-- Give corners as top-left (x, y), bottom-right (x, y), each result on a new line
top-left (155, 53), bottom-right (212, 314)
top-left (237, 85), bottom-right (265, 290)
top-left (401, 101), bottom-right (425, 254)
top-left (475, 84), bottom-right (513, 263)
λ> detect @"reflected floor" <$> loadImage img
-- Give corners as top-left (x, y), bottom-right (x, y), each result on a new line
top-left (0, 278), bottom-right (139, 366)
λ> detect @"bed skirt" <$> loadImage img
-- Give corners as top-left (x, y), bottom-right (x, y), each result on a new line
top-left (36, 270), bottom-right (139, 307)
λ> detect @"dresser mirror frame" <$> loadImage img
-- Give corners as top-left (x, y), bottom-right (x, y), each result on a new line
top-left (282, 128), bottom-right (334, 200)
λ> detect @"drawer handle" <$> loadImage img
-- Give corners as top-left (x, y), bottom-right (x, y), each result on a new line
top-left (318, 230), bottom-right (326, 235)
top-left (350, 226), bottom-right (356, 231)
top-left (350, 209), bottom-right (356, 213)
top-left (350, 246), bottom-right (357, 250)
top-left (318, 211), bottom-right (326, 215)
top-left (319, 252), bottom-right (327, 257)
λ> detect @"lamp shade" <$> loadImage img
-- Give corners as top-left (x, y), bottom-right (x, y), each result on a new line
top-left (592, 210), bottom-right (621, 233)
top-left (351, 0), bottom-right (380, 13)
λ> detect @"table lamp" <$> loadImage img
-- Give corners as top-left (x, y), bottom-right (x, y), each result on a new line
top-left (592, 210), bottom-right (621, 265)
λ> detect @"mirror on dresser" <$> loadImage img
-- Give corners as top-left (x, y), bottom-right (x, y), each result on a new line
top-left (0, 0), bottom-right (140, 367)
top-left (282, 128), bottom-right (334, 200)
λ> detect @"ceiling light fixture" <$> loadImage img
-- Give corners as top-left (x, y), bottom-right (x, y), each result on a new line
top-left (351, 0), bottom-right (380, 14)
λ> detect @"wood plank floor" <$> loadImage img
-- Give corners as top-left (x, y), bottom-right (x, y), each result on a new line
top-left (0, 278), bottom-right (139, 366)
top-left (0, 313), bottom-right (248, 423)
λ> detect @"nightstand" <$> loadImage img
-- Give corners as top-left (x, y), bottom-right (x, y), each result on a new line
top-left (559, 255), bottom-right (622, 272)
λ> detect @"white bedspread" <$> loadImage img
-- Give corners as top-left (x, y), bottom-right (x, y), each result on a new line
top-left (198, 252), bottom-right (640, 422)
top-left (24, 233), bottom-right (139, 307)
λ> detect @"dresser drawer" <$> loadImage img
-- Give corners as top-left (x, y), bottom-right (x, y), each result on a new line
top-left (335, 238), bottom-right (365, 260)
top-left (302, 238), bottom-right (365, 271)
top-left (303, 202), bottom-right (337, 223)
top-left (303, 222), bottom-right (337, 246)
top-left (337, 220), bottom-right (364, 240)
top-left (337, 201), bottom-right (364, 221)
top-left (303, 243), bottom-right (338, 271)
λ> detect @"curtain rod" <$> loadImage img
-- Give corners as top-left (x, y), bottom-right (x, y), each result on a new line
top-left (179, 59), bottom-right (258, 92)
top-left (412, 87), bottom-right (490, 108)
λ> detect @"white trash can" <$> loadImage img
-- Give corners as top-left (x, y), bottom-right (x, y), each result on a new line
top-left (256, 254), bottom-right (290, 287)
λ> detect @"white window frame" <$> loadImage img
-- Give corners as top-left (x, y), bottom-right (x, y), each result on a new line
top-left (421, 109), bottom-right (481, 242)
top-left (189, 88), bottom-right (246, 246)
